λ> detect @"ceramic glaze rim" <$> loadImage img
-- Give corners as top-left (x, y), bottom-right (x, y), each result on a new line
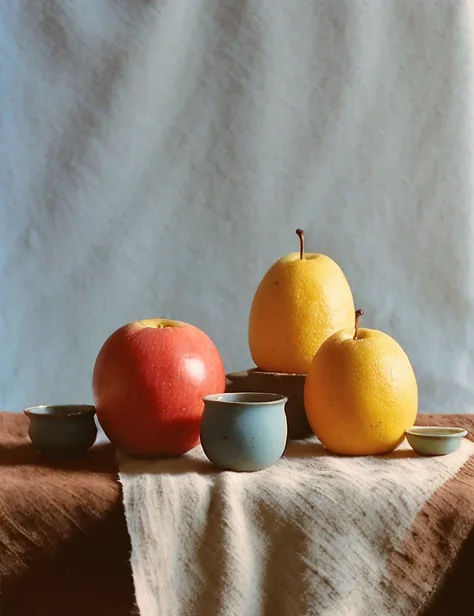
top-left (406, 426), bottom-right (468, 439)
top-left (24, 404), bottom-right (96, 418)
top-left (203, 392), bottom-right (288, 405)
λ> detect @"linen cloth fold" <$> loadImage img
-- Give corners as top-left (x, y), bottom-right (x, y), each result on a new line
top-left (119, 434), bottom-right (474, 616)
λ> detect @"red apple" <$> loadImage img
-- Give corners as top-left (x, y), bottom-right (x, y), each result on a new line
top-left (92, 318), bottom-right (225, 456)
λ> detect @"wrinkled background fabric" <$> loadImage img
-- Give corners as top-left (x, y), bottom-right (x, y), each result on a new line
top-left (1, 0), bottom-right (474, 412)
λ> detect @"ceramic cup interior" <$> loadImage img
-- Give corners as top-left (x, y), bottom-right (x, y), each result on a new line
top-left (203, 392), bottom-right (287, 405)
top-left (406, 426), bottom-right (468, 438)
top-left (24, 404), bottom-right (96, 418)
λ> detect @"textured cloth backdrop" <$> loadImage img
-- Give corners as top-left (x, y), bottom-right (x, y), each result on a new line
top-left (1, 0), bottom-right (474, 411)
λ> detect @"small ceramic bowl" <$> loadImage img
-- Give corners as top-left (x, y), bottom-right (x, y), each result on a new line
top-left (405, 426), bottom-right (468, 456)
top-left (200, 392), bottom-right (288, 472)
top-left (24, 405), bottom-right (98, 457)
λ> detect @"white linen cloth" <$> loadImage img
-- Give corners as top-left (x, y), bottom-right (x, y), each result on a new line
top-left (119, 437), bottom-right (474, 616)
top-left (1, 0), bottom-right (474, 412)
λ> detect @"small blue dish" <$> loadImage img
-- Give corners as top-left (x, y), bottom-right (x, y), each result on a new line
top-left (200, 392), bottom-right (288, 472)
top-left (405, 426), bottom-right (468, 456)
top-left (24, 404), bottom-right (98, 457)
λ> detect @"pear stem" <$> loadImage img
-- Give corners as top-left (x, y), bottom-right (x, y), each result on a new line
top-left (353, 309), bottom-right (364, 340)
top-left (296, 229), bottom-right (304, 260)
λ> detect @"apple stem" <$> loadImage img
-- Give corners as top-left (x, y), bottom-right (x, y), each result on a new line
top-left (353, 309), bottom-right (364, 340)
top-left (296, 229), bottom-right (304, 260)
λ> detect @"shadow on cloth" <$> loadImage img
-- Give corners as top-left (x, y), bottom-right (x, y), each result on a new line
top-left (0, 440), bottom-right (118, 473)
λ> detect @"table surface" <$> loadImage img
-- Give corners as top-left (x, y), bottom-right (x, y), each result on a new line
top-left (0, 411), bottom-right (136, 616)
top-left (1, 411), bottom-right (474, 616)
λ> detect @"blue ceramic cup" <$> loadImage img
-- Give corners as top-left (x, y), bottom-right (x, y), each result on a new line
top-left (200, 392), bottom-right (288, 471)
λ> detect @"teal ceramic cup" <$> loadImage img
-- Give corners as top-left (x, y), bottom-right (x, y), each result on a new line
top-left (200, 392), bottom-right (288, 471)
top-left (24, 405), bottom-right (98, 457)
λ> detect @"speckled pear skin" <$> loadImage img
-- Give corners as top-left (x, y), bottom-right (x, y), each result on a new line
top-left (200, 393), bottom-right (288, 472)
top-left (226, 369), bottom-right (311, 440)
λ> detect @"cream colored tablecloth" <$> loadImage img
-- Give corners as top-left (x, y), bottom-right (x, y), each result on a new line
top-left (119, 436), bottom-right (474, 616)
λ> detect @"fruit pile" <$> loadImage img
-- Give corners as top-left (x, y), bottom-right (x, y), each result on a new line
top-left (249, 229), bottom-right (418, 456)
top-left (92, 229), bottom-right (417, 458)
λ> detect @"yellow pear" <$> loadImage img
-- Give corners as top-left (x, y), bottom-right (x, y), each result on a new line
top-left (248, 229), bottom-right (355, 374)
top-left (304, 310), bottom-right (418, 455)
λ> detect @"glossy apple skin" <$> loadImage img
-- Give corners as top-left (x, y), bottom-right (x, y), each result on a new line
top-left (92, 320), bottom-right (226, 457)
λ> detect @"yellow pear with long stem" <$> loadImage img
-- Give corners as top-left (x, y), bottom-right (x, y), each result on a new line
top-left (304, 309), bottom-right (418, 455)
top-left (248, 229), bottom-right (355, 374)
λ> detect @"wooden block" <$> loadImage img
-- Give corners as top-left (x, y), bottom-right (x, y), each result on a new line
top-left (225, 369), bottom-right (312, 440)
